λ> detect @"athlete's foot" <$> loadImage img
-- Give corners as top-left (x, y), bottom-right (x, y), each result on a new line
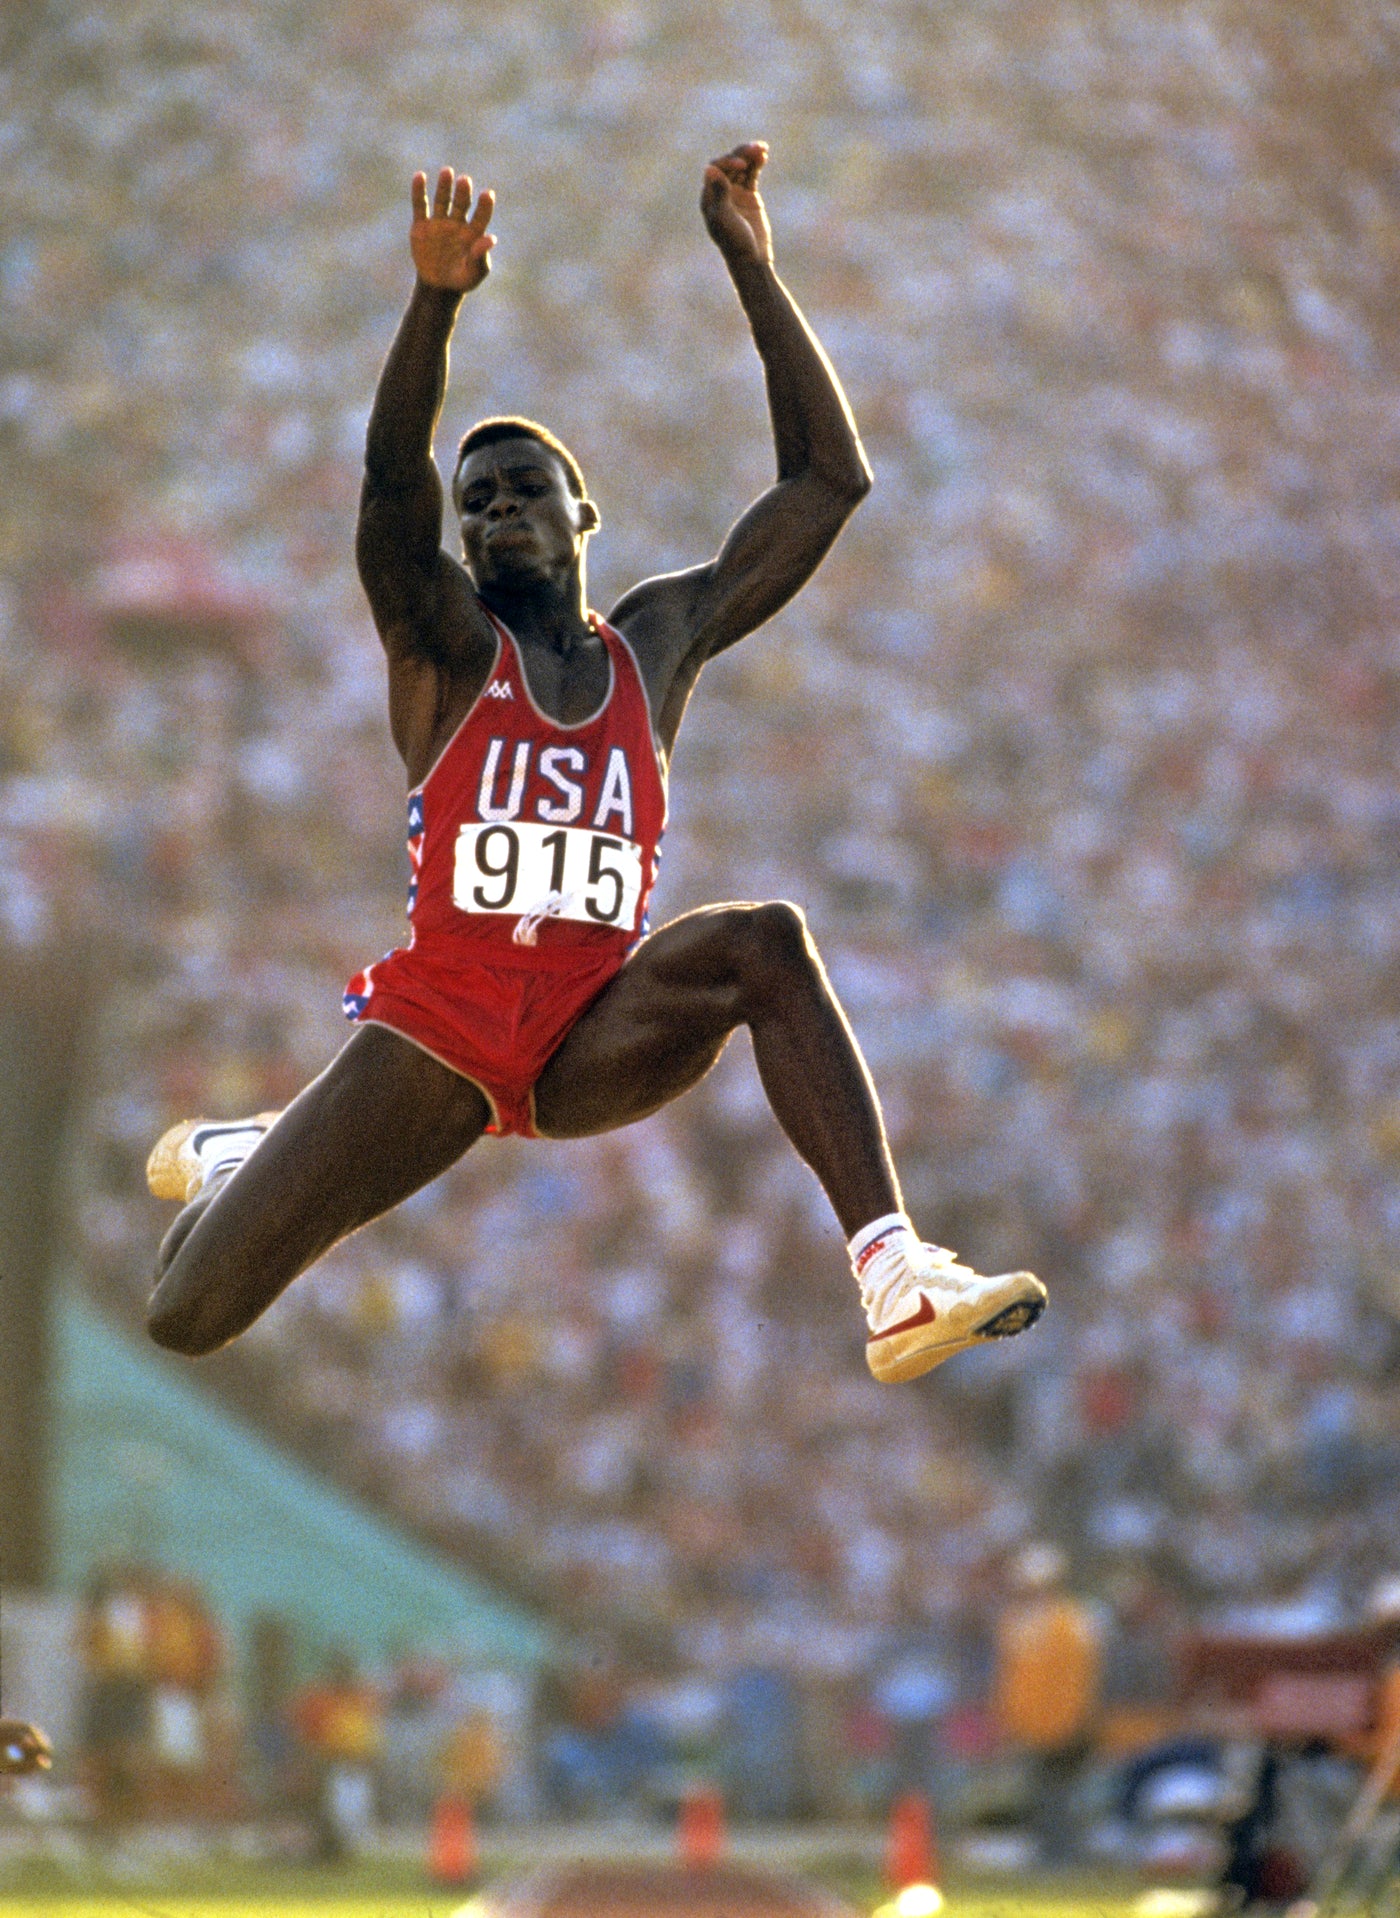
top-left (146, 1113), bottom-right (280, 1204)
top-left (854, 1219), bottom-right (1047, 1383)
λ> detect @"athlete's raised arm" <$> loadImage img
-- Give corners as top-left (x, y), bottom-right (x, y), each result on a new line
top-left (609, 143), bottom-right (873, 749)
top-left (357, 168), bottom-right (498, 760)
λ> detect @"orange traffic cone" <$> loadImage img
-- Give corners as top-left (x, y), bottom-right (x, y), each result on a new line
top-left (428, 1790), bottom-right (477, 1886)
top-left (885, 1790), bottom-right (939, 1889)
top-left (677, 1783), bottom-right (726, 1866)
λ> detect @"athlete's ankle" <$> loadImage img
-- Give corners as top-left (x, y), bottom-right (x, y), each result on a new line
top-left (847, 1211), bottom-right (917, 1283)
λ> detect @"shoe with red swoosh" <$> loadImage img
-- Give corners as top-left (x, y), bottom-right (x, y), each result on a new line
top-left (860, 1238), bottom-right (1047, 1383)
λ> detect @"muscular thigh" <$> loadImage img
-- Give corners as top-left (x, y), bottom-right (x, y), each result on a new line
top-left (152, 1025), bottom-right (490, 1350)
top-left (532, 904), bottom-right (755, 1138)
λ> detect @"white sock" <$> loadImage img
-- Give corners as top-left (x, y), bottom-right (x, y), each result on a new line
top-left (848, 1211), bottom-right (917, 1283)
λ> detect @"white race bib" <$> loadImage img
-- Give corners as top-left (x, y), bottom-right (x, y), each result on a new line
top-left (452, 820), bottom-right (645, 931)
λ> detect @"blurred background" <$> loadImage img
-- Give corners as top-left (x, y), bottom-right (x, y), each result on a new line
top-left (3, 0), bottom-right (1400, 1892)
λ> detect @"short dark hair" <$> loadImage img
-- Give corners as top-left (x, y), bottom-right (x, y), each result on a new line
top-left (454, 416), bottom-right (588, 501)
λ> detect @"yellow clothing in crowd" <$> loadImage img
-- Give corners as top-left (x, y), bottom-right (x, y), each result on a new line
top-left (439, 1709), bottom-right (504, 1803)
top-left (993, 1593), bottom-right (1104, 1752)
top-left (293, 1680), bottom-right (383, 1764)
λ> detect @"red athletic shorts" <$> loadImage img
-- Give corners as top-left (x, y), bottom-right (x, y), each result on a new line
top-left (344, 942), bottom-right (624, 1138)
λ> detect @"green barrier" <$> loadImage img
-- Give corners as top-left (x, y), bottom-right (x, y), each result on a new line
top-left (52, 1290), bottom-right (551, 1677)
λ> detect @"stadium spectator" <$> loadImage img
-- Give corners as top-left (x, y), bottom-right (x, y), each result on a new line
top-left (77, 1565), bottom-right (156, 1827)
top-left (289, 1649), bottom-right (384, 1859)
top-left (992, 1543), bottom-right (1105, 1865)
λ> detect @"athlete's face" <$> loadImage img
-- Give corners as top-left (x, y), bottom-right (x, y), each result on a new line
top-left (454, 438), bottom-right (599, 587)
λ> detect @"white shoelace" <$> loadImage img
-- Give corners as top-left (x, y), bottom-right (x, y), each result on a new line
top-left (512, 890), bottom-right (576, 946)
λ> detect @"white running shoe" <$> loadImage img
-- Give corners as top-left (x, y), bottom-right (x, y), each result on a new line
top-left (859, 1234), bottom-right (1047, 1383)
top-left (145, 1113), bottom-right (280, 1204)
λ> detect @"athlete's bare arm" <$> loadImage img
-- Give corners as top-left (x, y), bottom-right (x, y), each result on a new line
top-left (608, 142), bottom-right (873, 752)
top-left (359, 147), bottom-right (869, 776)
top-left (356, 168), bottom-right (500, 779)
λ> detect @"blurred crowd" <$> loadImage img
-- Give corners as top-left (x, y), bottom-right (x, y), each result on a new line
top-left (49, 1550), bottom-right (1117, 1839)
top-left (26, 1557), bottom-right (1400, 1888)
top-left (67, 1564), bottom-right (514, 1848)
top-left (79, 1563), bottom-right (232, 1825)
top-left (6, 0), bottom-right (1400, 1738)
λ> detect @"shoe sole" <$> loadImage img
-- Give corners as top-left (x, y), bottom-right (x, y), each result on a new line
top-left (980, 1296), bottom-right (1046, 1339)
top-left (867, 1279), bottom-right (1047, 1384)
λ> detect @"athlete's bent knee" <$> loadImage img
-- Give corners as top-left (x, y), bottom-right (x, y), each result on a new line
top-left (752, 898), bottom-right (810, 952)
top-left (146, 1242), bottom-right (245, 1358)
top-left (146, 1285), bottom-right (219, 1358)
top-left (740, 897), bottom-right (805, 974)
top-left (733, 899), bottom-right (815, 1004)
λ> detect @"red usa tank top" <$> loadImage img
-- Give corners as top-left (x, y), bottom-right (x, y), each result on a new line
top-left (373, 606), bottom-right (667, 973)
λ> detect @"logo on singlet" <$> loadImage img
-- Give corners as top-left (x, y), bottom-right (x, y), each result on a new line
top-left (486, 679), bottom-right (514, 700)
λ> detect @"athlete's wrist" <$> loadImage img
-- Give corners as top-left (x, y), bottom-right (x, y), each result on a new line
top-left (411, 277), bottom-right (469, 313)
top-left (725, 250), bottom-right (777, 287)
top-left (727, 254), bottom-right (780, 320)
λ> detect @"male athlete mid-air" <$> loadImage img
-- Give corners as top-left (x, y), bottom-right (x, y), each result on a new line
top-left (145, 143), bottom-right (1047, 1383)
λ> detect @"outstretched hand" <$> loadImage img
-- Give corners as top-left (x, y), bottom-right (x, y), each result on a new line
top-left (410, 166), bottom-right (496, 293)
top-left (701, 141), bottom-right (773, 269)
top-left (0, 1719), bottom-right (52, 1777)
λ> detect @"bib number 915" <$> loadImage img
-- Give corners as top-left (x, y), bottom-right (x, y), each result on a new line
top-left (452, 821), bottom-right (645, 929)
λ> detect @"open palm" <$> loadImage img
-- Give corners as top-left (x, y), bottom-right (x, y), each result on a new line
top-left (410, 166), bottom-right (496, 292)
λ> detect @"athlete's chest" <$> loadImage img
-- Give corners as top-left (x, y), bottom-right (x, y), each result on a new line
top-left (509, 633), bottom-right (610, 724)
top-left (423, 619), bottom-right (660, 830)
top-left (423, 632), bottom-right (610, 766)
top-left (416, 631), bottom-right (665, 938)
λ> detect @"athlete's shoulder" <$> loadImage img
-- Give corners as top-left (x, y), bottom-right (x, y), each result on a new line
top-left (364, 538), bottom-right (495, 673)
top-left (605, 564), bottom-right (710, 648)
top-left (604, 566), bottom-right (718, 754)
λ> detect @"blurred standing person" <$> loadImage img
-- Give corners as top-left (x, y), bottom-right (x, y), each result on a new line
top-left (992, 1543), bottom-right (1104, 1868)
top-left (147, 1574), bottom-right (222, 1812)
top-left (247, 1613), bottom-right (301, 1825)
top-left (290, 1650), bottom-right (383, 1860)
top-left (438, 1704), bottom-right (504, 1821)
top-left (78, 1565), bottom-right (155, 1828)
top-left (381, 1657), bottom-right (449, 1823)
top-left (143, 142), bottom-right (1045, 1389)
top-left (874, 1648), bottom-right (953, 1804)
top-left (541, 1658), bottom-right (625, 1816)
top-left (723, 1668), bottom-right (800, 1820)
